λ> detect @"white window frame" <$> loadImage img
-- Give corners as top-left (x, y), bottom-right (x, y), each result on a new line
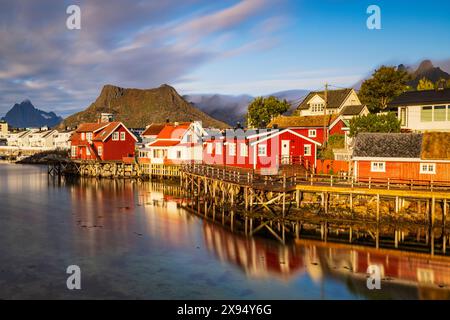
top-left (228, 143), bottom-right (237, 156)
top-left (176, 150), bottom-right (182, 159)
top-left (120, 132), bottom-right (126, 141)
top-left (240, 143), bottom-right (248, 157)
top-left (371, 161), bottom-right (386, 172)
top-left (71, 146), bottom-right (77, 157)
top-left (257, 144), bottom-right (267, 157)
top-left (86, 147), bottom-right (91, 156)
top-left (112, 132), bottom-right (119, 141)
top-left (420, 163), bottom-right (436, 174)
top-left (215, 142), bottom-right (222, 155)
top-left (86, 132), bottom-right (93, 141)
top-left (304, 144), bottom-right (312, 156)
top-left (97, 146), bottom-right (103, 156)
top-left (308, 129), bottom-right (317, 138)
top-left (81, 132), bottom-right (85, 141)
top-left (206, 143), bottom-right (213, 154)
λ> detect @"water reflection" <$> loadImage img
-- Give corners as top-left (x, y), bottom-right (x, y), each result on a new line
top-left (1, 164), bottom-right (450, 299)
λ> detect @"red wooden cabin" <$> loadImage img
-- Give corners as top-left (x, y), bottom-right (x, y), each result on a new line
top-left (70, 121), bottom-right (137, 161)
top-left (203, 128), bottom-right (321, 174)
top-left (353, 132), bottom-right (450, 182)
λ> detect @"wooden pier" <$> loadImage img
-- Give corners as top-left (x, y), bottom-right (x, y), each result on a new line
top-left (180, 164), bottom-right (450, 254)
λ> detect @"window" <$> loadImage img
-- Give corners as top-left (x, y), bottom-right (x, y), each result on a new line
top-left (86, 132), bottom-right (93, 141)
top-left (371, 162), bottom-right (385, 172)
top-left (240, 143), bottom-right (248, 157)
top-left (186, 134), bottom-right (192, 143)
top-left (120, 132), bottom-right (126, 141)
top-left (206, 143), bottom-right (213, 154)
top-left (97, 146), bottom-right (103, 156)
top-left (71, 146), bottom-right (77, 157)
top-left (304, 144), bottom-right (311, 156)
top-left (420, 163), bottom-right (436, 174)
top-left (421, 106), bottom-right (433, 122)
top-left (215, 143), bottom-right (222, 155)
top-left (81, 132), bottom-right (85, 140)
top-left (400, 107), bottom-right (407, 126)
top-left (228, 143), bottom-right (236, 156)
top-left (176, 150), bottom-right (182, 159)
top-left (434, 106), bottom-right (446, 121)
top-left (112, 132), bottom-right (119, 141)
top-left (86, 148), bottom-right (91, 156)
top-left (257, 144), bottom-right (267, 156)
top-left (308, 129), bottom-right (317, 138)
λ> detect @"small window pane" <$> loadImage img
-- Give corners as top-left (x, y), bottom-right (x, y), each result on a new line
top-left (421, 106), bottom-right (433, 122)
top-left (435, 106), bottom-right (446, 121)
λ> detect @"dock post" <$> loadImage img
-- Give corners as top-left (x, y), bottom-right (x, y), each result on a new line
top-left (349, 193), bottom-right (353, 212)
top-left (394, 230), bottom-right (398, 248)
top-left (349, 227), bottom-right (352, 243)
top-left (376, 194), bottom-right (380, 223)
top-left (296, 190), bottom-right (300, 208)
top-left (431, 196), bottom-right (436, 227)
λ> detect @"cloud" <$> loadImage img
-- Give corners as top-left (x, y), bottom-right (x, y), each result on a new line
top-left (0, 0), bottom-right (281, 117)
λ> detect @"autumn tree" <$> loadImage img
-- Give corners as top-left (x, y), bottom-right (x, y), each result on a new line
top-left (247, 96), bottom-right (290, 128)
top-left (349, 112), bottom-right (401, 137)
top-left (358, 66), bottom-right (410, 113)
top-left (417, 77), bottom-right (435, 91)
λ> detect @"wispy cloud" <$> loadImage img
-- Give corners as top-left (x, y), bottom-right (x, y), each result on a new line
top-left (0, 0), bottom-right (283, 116)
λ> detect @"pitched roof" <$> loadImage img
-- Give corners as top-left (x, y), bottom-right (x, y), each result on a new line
top-left (353, 133), bottom-right (423, 158)
top-left (388, 88), bottom-right (450, 108)
top-left (148, 140), bottom-right (180, 147)
top-left (297, 88), bottom-right (353, 110)
top-left (267, 115), bottom-right (338, 128)
top-left (156, 123), bottom-right (191, 140)
top-left (142, 123), bottom-right (166, 137)
top-left (93, 122), bottom-right (122, 141)
top-left (76, 123), bottom-right (108, 133)
top-left (340, 104), bottom-right (366, 116)
top-left (421, 132), bottom-right (450, 160)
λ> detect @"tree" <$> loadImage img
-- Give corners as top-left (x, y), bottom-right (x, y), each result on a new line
top-left (358, 66), bottom-right (410, 113)
top-left (417, 77), bottom-right (435, 91)
top-left (247, 96), bottom-right (290, 128)
top-left (349, 112), bottom-right (401, 137)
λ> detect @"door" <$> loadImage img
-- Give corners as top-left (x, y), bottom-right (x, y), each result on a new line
top-left (281, 140), bottom-right (290, 164)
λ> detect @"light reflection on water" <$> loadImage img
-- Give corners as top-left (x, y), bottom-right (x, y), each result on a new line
top-left (0, 164), bottom-right (449, 300)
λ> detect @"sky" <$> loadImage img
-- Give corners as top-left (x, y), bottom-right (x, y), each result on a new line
top-left (1, 0), bottom-right (450, 117)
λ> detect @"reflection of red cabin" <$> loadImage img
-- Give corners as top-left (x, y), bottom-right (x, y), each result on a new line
top-left (203, 128), bottom-right (321, 174)
top-left (70, 122), bottom-right (137, 161)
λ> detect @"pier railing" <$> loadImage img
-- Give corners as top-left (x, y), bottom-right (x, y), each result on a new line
top-left (181, 164), bottom-right (450, 192)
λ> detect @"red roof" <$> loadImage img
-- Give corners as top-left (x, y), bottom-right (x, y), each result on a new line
top-left (142, 123), bottom-right (166, 137)
top-left (76, 123), bottom-right (109, 133)
top-left (148, 140), bottom-right (180, 147)
top-left (156, 123), bottom-right (191, 139)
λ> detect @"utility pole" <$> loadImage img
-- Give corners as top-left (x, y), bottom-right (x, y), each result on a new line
top-left (323, 83), bottom-right (328, 145)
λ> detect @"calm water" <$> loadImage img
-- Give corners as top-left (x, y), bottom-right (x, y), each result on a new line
top-left (0, 164), bottom-right (449, 300)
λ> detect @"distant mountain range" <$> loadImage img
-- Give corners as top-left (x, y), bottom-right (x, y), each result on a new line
top-left (406, 60), bottom-right (450, 88)
top-left (354, 59), bottom-right (450, 90)
top-left (184, 89), bottom-right (309, 126)
top-left (60, 84), bottom-right (228, 129)
top-left (1, 100), bottom-right (63, 128)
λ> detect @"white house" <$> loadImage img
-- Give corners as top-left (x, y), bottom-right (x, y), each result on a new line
top-left (138, 121), bottom-right (206, 164)
top-left (5, 129), bottom-right (72, 151)
top-left (389, 88), bottom-right (450, 132)
top-left (295, 88), bottom-right (368, 117)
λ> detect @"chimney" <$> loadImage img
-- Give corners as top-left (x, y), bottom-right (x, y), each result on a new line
top-left (166, 118), bottom-right (170, 123)
top-left (273, 124), bottom-right (279, 129)
top-left (100, 113), bottom-right (114, 123)
top-left (174, 122), bottom-right (179, 127)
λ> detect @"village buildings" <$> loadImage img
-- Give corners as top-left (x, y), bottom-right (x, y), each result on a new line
top-left (389, 87), bottom-right (450, 132)
top-left (294, 88), bottom-right (369, 118)
top-left (70, 121), bottom-right (137, 161)
top-left (352, 132), bottom-right (450, 182)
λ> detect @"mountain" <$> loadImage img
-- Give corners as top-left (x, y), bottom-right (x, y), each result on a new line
top-left (408, 60), bottom-right (450, 88)
top-left (2, 100), bottom-right (63, 128)
top-left (183, 94), bottom-right (253, 126)
top-left (354, 59), bottom-right (450, 90)
top-left (60, 84), bottom-right (228, 129)
top-left (184, 89), bottom-right (309, 126)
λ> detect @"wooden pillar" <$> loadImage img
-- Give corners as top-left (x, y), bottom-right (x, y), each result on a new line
top-left (349, 227), bottom-right (353, 243)
top-left (349, 193), bottom-right (353, 212)
top-left (376, 194), bottom-right (380, 223)
top-left (431, 197), bottom-right (436, 227)
top-left (296, 190), bottom-right (300, 208)
top-left (394, 230), bottom-right (398, 248)
top-left (375, 227), bottom-right (380, 249)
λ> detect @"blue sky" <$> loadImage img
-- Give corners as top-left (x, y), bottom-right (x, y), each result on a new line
top-left (1, 0), bottom-right (450, 116)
